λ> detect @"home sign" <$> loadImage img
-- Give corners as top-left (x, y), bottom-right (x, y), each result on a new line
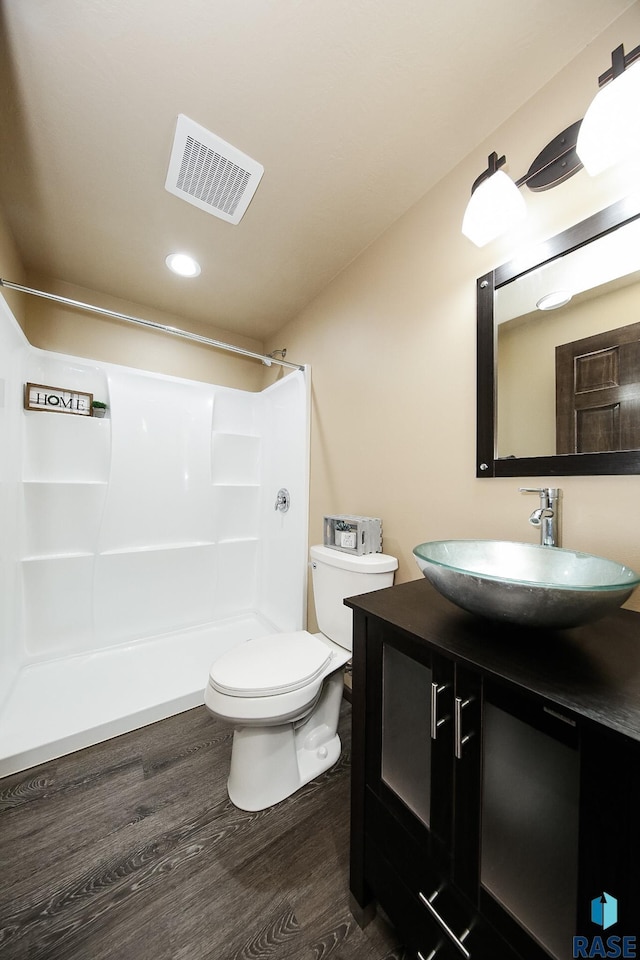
top-left (24, 382), bottom-right (93, 416)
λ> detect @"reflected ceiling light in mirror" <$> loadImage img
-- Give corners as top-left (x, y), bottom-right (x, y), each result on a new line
top-left (536, 290), bottom-right (572, 311)
top-left (495, 216), bottom-right (640, 326)
top-left (577, 44), bottom-right (640, 176)
top-left (165, 252), bottom-right (201, 277)
top-left (462, 153), bottom-right (526, 247)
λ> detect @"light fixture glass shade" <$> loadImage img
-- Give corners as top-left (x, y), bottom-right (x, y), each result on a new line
top-left (576, 60), bottom-right (640, 176)
top-left (461, 171), bottom-right (526, 247)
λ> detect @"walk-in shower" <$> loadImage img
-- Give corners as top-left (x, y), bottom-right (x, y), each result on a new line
top-left (0, 293), bottom-right (309, 777)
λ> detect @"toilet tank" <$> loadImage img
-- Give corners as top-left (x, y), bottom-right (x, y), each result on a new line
top-left (310, 544), bottom-right (398, 651)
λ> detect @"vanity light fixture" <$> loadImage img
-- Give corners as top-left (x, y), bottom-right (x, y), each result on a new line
top-left (463, 39), bottom-right (640, 247)
top-left (165, 252), bottom-right (201, 277)
top-left (462, 121), bottom-right (583, 248)
top-left (576, 43), bottom-right (640, 176)
top-left (461, 152), bottom-right (527, 247)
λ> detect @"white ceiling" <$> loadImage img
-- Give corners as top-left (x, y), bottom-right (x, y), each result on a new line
top-left (0, 0), bottom-right (635, 340)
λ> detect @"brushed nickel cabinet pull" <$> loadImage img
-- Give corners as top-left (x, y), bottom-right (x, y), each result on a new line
top-left (430, 682), bottom-right (447, 739)
top-left (418, 889), bottom-right (471, 958)
top-left (454, 696), bottom-right (474, 760)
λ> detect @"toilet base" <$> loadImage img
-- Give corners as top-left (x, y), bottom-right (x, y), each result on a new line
top-left (227, 669), bottom-right (345, 811)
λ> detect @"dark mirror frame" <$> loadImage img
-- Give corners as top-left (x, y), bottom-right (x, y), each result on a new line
top-left (477, 193), bottom-right (640, 478)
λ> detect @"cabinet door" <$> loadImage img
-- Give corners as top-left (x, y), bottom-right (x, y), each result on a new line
top-left (451, 665), bottom-right (482, 901)
top-left (367, 622), bottom-right (454, 857)
top-left (380, 640), bottom-right (433, 824)
top-left (578, 726), bottom-right (640, 938)
top-left (479, 683), bottom-right (580, 960)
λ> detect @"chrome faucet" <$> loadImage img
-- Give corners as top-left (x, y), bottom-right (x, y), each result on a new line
top-left (519, 487), bottom-right (562, 547)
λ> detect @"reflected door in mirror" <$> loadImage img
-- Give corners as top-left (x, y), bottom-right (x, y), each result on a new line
top-left (556, 320), bottom-right (640, 453)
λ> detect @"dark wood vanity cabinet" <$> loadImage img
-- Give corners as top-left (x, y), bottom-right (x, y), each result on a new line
top-left (347, 580), bottom-right (640, 960)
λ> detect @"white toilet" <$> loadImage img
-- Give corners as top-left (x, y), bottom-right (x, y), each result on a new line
top-left (205, 543), bottom-right (398, 811)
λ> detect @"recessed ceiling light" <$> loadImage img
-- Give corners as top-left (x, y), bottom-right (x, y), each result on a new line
top-left (165, 253), bottom-right (201, 277)
top-left (536, 290), bottom-right (572, 311)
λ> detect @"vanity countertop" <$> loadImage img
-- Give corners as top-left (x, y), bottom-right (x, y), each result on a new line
top-left (345, 578), bottom-right (640, 744)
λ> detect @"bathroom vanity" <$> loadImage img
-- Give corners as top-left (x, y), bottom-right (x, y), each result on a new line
top-left (347, 579), bottom-right (640, 960)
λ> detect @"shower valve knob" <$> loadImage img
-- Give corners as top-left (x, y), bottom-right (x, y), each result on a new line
top-left (275, 488), bottom-right (290, 512)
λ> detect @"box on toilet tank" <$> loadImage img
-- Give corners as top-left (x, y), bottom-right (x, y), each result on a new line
top-left (323, 515), bottom-right (383, 555)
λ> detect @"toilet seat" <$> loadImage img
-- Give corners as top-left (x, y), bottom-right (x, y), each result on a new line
top-left (208, 631), bottom-right (333, 698)
top-left (205, 631), bottom-right (348, 726)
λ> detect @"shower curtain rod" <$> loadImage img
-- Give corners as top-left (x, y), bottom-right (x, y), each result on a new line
top-left (0, 278), bottom-right (304, 371)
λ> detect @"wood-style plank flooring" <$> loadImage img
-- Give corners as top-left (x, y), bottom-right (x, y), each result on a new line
top-left (0, 701), bottom-right (404, 960)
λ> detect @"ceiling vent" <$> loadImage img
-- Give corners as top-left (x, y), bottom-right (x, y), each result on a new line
top-left (165, 114), bottom-right (264, 225)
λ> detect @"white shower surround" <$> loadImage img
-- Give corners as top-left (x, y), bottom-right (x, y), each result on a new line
top-left (0, 296), bottom-right (309, 777)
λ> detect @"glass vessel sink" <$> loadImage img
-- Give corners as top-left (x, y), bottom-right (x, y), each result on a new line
top-left (413, 540), bottom-right (640, 629)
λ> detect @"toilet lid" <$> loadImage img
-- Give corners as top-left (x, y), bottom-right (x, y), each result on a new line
top-left (209, 632), bottom-right (333, 697)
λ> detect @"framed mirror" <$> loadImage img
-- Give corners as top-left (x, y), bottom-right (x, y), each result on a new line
top-left (477, 193), bottom-right (640, 477)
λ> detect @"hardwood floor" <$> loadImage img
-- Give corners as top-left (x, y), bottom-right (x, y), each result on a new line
top-left (0, 701), bottom-right (404, 960)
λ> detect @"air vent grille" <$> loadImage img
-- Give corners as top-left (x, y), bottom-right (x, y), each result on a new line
top-left (165, 115), bottom-right (264, 225)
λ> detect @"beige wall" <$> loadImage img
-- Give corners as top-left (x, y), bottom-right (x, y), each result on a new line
top-left (20, 274), bottom-right (267, 391)
top-left (0, 203), bottom-right (26, 326)
top-left (266, 4), bottom-right (640, 624)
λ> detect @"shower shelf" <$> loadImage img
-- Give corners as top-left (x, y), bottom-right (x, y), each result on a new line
top-left (218, 536), bottom-right (259, 544)
top-left (23, 479), bottom-right (108, 485)
top-left (21, 551), bottom-right (94, 562)
top-left (22, 409), bottom-right (111, 486)
top-left (212, 481), bottom-right (260, 487)
top-left (98, 541), bottom-right (216, 555)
